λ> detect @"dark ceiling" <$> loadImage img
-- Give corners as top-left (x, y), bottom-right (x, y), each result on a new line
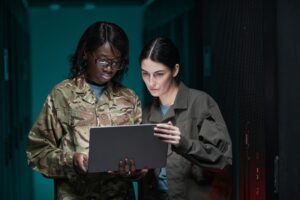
top-left (26, 0), bottom-right (149, 7)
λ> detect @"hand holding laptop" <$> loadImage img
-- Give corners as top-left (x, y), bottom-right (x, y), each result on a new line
top-left (108, 158), bottom-right (148, 179)
top-left (73, 152), bottom-right (88, 173)
top-left (73, 152), bottom-right (148, 179)
top-left (154, 121), bottom-right (181, 146)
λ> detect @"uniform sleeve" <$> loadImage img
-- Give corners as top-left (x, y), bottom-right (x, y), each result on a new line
top-left (26, 90), bottom-right (75, 178)
top-left (132, 93), bottom-right (142, 124)
top-left (173, 96), bottom-right (232, 170)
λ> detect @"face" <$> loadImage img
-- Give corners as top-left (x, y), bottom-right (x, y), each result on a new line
top-left (86, 42), bottom-right (122, 85)
top-left (141, 58), bottom-right (178, 98)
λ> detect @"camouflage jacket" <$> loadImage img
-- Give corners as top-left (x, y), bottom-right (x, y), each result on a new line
top-left (27, 77), bottom-right (142, 200)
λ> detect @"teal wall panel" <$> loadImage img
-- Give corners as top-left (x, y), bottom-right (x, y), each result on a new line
top-left (1, 0), bottom-right (33, 200)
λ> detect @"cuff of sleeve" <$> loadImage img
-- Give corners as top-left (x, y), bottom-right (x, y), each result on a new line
top-left (64, 151), bottom-right (75, 168)
top-left (172, 135), bottom-right (191, 154)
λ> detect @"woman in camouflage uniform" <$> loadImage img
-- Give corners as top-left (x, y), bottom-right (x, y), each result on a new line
top-left (27, 21), bottom-right (141, 200)
top-left (139, 37), bottom-right (232, 200)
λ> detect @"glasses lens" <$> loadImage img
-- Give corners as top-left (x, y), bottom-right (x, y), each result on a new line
top-left (112, 61), bottom-right (122, 70)
top-left (96, 58), bottom-right (123, 70)
top-left (97, 59), bottom-right (109, 66)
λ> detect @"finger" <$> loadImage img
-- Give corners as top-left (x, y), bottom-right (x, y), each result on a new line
top-left (155, 127), bottom-right (180, 136)
top-left (130, 168), bottom-right (149, 180)
top-left (156, 123), bottom-right (173, 130)
top-left (141, 168), bottom-right (148, 174)
top-left (124, 158), bottom-right (130, 173)
top-left (154, 128), bottom-right (173, 136)
top-left (119, 160), bottom-right (131, 178)
top-left (107, 170), bottom-right (118, 176)
top-left (107, 170), bottom-right (114, 175)
top-left (138, 168), bottom-right (148, 177)
top-left (83, 154), bottom-right (88, 162)
top-left (119, 160), bottom-right (125, 174)
top-left (154, 133), bottom-right (180, 145)
top-left (160, 139), bottom-right (180, 145)
top-left (154, 133), bottom-right (180, 140)
top-left (130, 159), bottom-right (136, 172)
top-left (73, 154), bottom-right (87, 173)
top-left (83, 155), bottom-right (88, 171)
top-left (78, 159), bottom-right (87, 172)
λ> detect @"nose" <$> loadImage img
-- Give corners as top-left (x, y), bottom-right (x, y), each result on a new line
top-left (149, 75), bottom-right (156, 87)
top-left (103, 65), bottom-right (113, 72)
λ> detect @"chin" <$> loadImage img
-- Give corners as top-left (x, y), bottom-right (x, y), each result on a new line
top-left (98, 78), bottom-right (111, 85)
top-left (150, 92), bottom-right (160, 97)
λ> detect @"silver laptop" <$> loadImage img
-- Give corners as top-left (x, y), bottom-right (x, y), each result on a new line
top-left (88, 124), bottom-right (168, 173)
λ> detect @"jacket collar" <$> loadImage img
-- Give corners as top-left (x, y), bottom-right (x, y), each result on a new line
top-left (148, 82), bottom-right (189, 123)
top-left (72, 75), bottom-right (117, 105)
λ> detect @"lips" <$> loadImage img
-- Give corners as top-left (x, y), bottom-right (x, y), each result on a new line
top-left (100, 73), bottom-right (112, 80)
top-left (149, 88), bottom-right (159, 93)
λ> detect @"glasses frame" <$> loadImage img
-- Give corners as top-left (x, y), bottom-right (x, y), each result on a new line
top-left (94, 56), bottom-right (123, 71)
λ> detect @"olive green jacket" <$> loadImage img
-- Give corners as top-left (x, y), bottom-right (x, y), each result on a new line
top-left (27, 77), bottom-right (142, 200)
top-left (140, 82), bottom-right (232, 200)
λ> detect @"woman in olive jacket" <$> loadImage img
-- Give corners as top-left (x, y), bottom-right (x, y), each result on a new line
top-left (139, 37), bottom-right (232, 200)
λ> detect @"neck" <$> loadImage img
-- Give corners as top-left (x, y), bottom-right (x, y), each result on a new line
top-left (86, 79), bottom-right (107, 87)
top-left (159, 82), bottom-right (179, 106)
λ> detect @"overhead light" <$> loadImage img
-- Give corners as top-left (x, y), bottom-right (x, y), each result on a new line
top-left (48, 3), bottom-right (61, 11)
top-left (84, 3), bottom-right (96, 10)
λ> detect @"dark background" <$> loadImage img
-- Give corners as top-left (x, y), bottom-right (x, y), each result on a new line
top-left (1, 0), bottom-right (299, 199)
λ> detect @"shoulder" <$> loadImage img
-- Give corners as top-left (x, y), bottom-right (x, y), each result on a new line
top-left (47, 79), bottom-right (76, 105)
top-left (49, 78), bottom-right (73, 94)
top-left (112, 82), bottom-right (139, 99)
top-left (111, 82), bottom-right (141, 106)
top-left (52, 78), bottom-right (72, 89)
top-left (179, 82), bottom-right (210, 101)
top-left (184, 86), bottom-right (218, 109)
top-left (189, 88), bottom-right (211, 101)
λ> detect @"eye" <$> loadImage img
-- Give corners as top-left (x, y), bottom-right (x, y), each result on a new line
top-left (141, 71), bottom-right (149, 77)
top-left (154, 72), bottom-right (164, 78)
top-left (97, 59), bottom-right (108, 65)
top-left (156, 73), bottom-right (164, 77)
top-left (111, 60), bottom-right (121, 66)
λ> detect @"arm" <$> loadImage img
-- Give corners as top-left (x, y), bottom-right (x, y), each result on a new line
top-left (154, 96), bottom-right (232, 170)
top-left (26, 90), bottom-right (75, 178)
top-left (173, 98), bottom-right (232, 170)
top-left (132, 93), bottom-right (142, 125)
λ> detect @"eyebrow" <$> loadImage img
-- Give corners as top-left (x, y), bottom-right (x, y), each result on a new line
top-left (141, 69), bottom-right (166, 73)
top-left (96, 56), bottom-right (121, 60)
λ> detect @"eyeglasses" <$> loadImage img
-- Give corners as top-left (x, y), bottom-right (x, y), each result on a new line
top-left (95, 58), bottom-right (123, 71)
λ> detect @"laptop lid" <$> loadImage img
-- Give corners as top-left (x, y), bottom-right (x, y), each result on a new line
top-left (88, 124), bottom-right (168, 173)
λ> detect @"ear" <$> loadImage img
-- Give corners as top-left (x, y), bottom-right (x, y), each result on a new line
top-left (172, 64), bottom-right (180, 77)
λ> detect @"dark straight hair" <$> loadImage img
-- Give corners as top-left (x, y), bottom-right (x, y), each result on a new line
top-left (70, 21), bottom-right (129, 82)
top-left (139, 37), bottom-right (180, 73)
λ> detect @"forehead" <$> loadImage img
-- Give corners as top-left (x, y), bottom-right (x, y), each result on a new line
top-left (141, 58), bottom-right (169, 73)
top-left (93, 42), bottom-right (121, 58)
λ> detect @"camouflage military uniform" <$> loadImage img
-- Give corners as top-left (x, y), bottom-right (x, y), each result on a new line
top-left (27, 76), bottom-right (142, 200)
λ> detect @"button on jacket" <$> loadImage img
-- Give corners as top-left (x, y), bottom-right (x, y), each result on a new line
top-left (27, 76), bottom-right (142, 200)
top-left (140, 82), bottom-right (232, 200)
